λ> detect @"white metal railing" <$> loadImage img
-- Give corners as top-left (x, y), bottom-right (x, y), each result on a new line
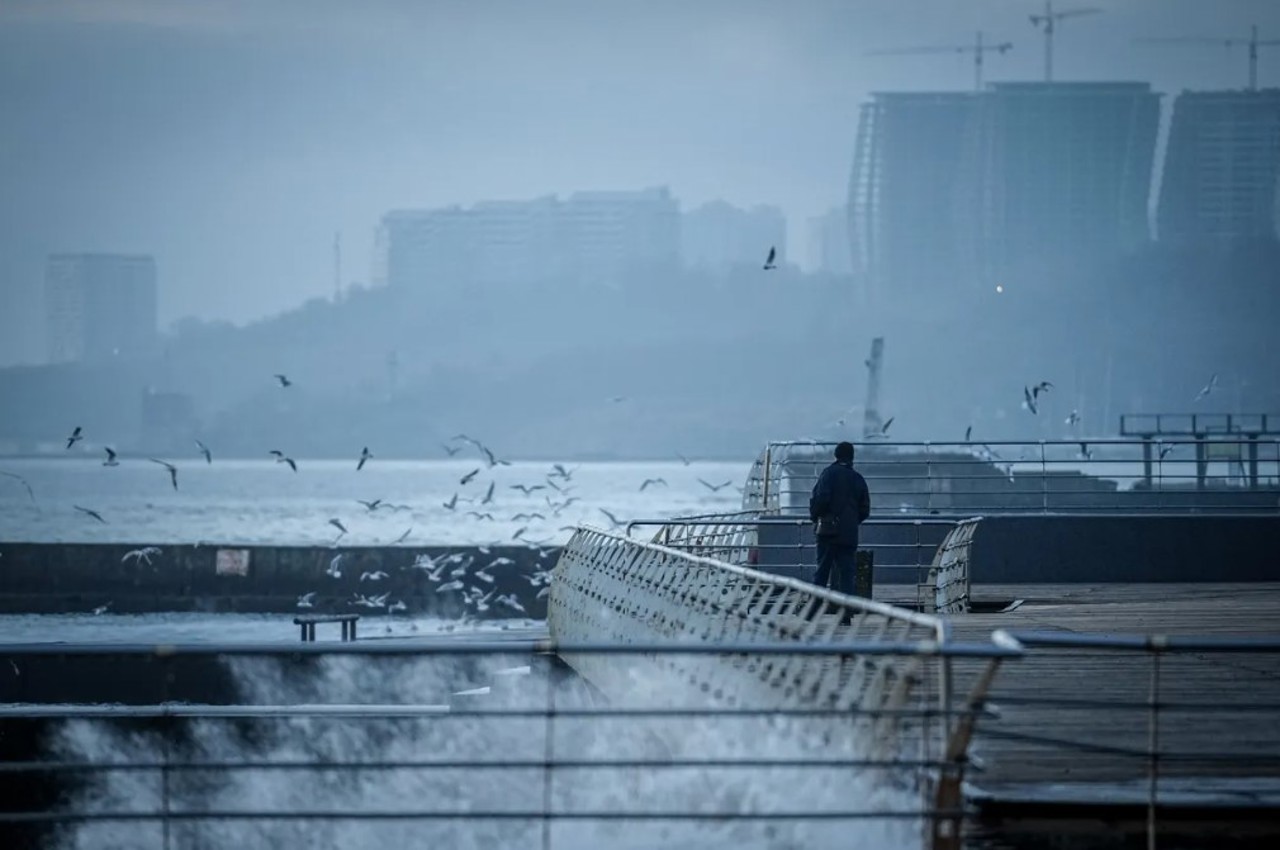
top-left (921, 518), bottom-right (981, 615)
top-left (546, 527), bottom-right (1014, 850)
top-left (742, 439), bottom-right (1280, 516)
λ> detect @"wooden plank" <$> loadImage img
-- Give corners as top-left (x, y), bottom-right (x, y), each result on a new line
top-left (933, 584), bottom-right (1280, 799)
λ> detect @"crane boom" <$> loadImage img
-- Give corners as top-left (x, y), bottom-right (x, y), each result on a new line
top-left (866, 31), bottom-right (1013, 91)
top-left (1135, 24), bottom-right (1280, 90)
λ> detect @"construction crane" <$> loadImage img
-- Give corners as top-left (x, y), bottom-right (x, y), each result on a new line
top-left (1135, 24), bottom-right (1280, 91)
top-left (866, 31), bottom-right (1013, 92)
top-left (1028, 1), bottom-right (1102, 82)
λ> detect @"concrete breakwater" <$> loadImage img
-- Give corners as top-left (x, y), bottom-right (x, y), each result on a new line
top-left (0, 542), bottom-right (557, 617)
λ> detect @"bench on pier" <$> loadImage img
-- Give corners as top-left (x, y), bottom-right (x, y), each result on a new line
top-left (293, 614), bottom-right (359, 642)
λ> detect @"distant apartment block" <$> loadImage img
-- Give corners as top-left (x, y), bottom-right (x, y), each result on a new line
top-left (1158, 88), bottom-right (1280, 245)
top-left (959, 83), bottom-right (1160, 284)
top-left (848, 92), bottom-right (978, 301)
top-left (806, 206), bottom-right (852, 275)
top-left (848, 83), bottom-right (1160, 299)
top-left (45, 253), bottom-right (158, 364)
top-left (681, 200), bottom-right (786, 274)
top-left (376, 187), bottom-right (679, 289)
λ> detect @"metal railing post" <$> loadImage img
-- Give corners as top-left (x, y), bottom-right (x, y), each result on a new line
top-left (543, 659), bottom-right (555, 850)
top-left (761, 445), bottom-right (773, 513)
top-left (1147, 642), bottom-right (1163, 850)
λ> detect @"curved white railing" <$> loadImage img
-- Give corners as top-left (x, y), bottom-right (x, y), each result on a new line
top-left (922, 518), bottom-right (981, 614)
top-left (548, 527), bottom-right (952, 765)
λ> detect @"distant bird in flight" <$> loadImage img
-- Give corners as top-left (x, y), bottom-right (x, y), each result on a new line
top-left (481, 446), bottom-right (509, 467)
top-left (699, 479), bottom-right (733, 493)
top-left (122, 546), bottom-right (162, 566)
top-left (443, 493), bottom-right (459, 511)
top-left (1194, 373), bottom-right (1219, 402)
top-left (102, 447), bottom-right (119, 467)
top-left (195, 439), bottom-right (212, 464)
top-left (511, 512), bottom-right (546, 521)
top-left (1065, 410), bottom-right (1081, 427)
top-left (270, 451), bottom-right (297, 472)
top-left (393, 527), bottom-right (413, 544)
top-left (639, 477), bottom-right (667, 491)
top-left (1032, 381), bottom-right (1053, 399)
top-left (148, 458), bottom-right (178, 490)
top-left (467, 510), bottom-right (495, 521)
top-left (1023, 386), bottom-right (1038, 416)
top-left (881, 417), bottom-right (895, 435)
top-left (763, 246), bottom-right (777, 270)
top-left (598, 508), bottom-right (624, 529)
top-left (0, 471), bottom-right (35, 503)
top-left (273, 374), bottom-right (292, 388)
top-left (676, 452), bottom-right (692, 466)
top-left (964, 425), bottom-right (973, 443)
top-left (510, 483), bottom-right (546, 495)
top-left (357, 446), bottom-right (372, 471)
top-left (550, 463), bottom-right (575, 480)
top-left (481, 481), bottom-right (495, 505)
top-left (1158, 444), bottom-right (1176, 461)
top-left (327, 518), bottom-right (348, 536)
top-left (297, 591), bottom-right (317, 609)
top-left (357, 499), bottom-right (382, 512)
top-left (1078, 442), bottom-right (1093, 461)
top-left (75, 505), bottom-right (106, 524)
top-left (66, 426), bottom-right (83, 450)
top-left (460, 468), bottom-right (480, 485)
top-left (442, 443), bottom-right (461, 456)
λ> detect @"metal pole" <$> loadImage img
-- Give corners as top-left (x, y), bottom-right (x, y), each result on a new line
top-left (1045, 1), bottom-right (1055, 82)
top-left (542, 664), bottom-right (554, 850)
top-left (1147, 649), bottom-right (1162, 850)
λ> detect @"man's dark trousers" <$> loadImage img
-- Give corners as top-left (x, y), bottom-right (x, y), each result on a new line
top-left (814, 536), bottom-right (858, 596)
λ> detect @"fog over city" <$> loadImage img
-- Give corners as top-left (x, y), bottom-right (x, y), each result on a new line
top-left (1, 0), bottom-right (1278, 459)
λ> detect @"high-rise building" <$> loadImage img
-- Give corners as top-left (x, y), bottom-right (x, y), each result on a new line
top-left (1157, 88), bottom-right (1280, 245)
top-left (807, 206), bottom-right (852, 275)
top-left (45, 253), bottom-right (157, 364)
top-left (958, 83), bottom-right (1160, 287)
top-left (847, 92), bottom-right (978, 301)
top-left (681, 201), bottom-right (786, 274)
top-left (848, 83), bottom-right (1160, 300)
top-left (561, 187), bottom-right (680, 285)
top-left (376, 187), bottom-right (680, 290)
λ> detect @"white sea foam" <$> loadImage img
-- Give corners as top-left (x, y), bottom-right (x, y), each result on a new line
top-left (49, 650), bottom-right (924, 850)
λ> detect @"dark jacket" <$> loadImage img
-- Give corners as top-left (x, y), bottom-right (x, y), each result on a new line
top-left (809, 460), bottom-right (871, 547)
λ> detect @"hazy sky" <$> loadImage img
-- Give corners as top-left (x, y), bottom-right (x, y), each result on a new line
top-left (2, 0), bottom-right (1278, 363)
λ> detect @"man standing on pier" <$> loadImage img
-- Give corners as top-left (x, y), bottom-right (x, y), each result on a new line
top-left (809, 441), bottom-right (871, 596)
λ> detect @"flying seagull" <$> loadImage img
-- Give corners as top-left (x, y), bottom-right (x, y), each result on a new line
top-left (964, 425), bottom-right (973, 443)
top-left (148, 458), bottom-right (179, 490)
top-left (550, 463), bottom-right (575, 480)
top-left (327, 518), bottom-right (348, 536)
top-left (122, 547), bottom-right (162, 566)
top-left (393, 527), bottom-right (413, 544)
top-left (273, 374), bottom-right (292, 388)
top-left (1078, 442), bottom-right (1093, 461)
top-left (675, 452), bottom-right (691, 466)
top-left (510, 483), bottom-right (546, 495)
top-left (0, 471), bottom-right (35, 503)
top-left (1065, 410), bottom-right (1081, 427)
top-left (639, 478), bottom-right (667, 491)
top-left (460, 468), bottom-right (480, 485)
top-left (467, 510), bottom-right (495, 521)
top-left (357, 446), bottom-right (372, 471)
top-left (481, 446), bottom-right (509, 467)
top-left (1032, 381), bottom-right (1053, 400)
top-left (1158, 444), bottom-right (1176, 461)
top-left (881, 416), bottom-right (895, 435)
top-left (481, 481), bottom-right (495, 505)
top-left (74, 505), bottom-right (106, 524)
top-left (598, 508), bottom-right (624, 529)
top-left (698, 478), bottom-right (733, 493)
top-left (1194, 374), bottom-right (1219, 402)
top-left (442, 443), bottom-right (461, 456)
top-left (1022, 386), bottom-right (1038, 416)
top-left (66, 426), bottom-right (83, 450)
top-left (297, 591), bottom-right (316, 609)
top-left (103, 447), bottom-right (119, 467)
top-left (443, 493), bottom-right (459, 511)
top-left (763, 246), bottom-right (777, 270)
top-left (357, 499), bottom-right (383, 512)
top-left (282, 457), bottom-right (297, 472)
top-left (195, 439), bottom-right (212, 464)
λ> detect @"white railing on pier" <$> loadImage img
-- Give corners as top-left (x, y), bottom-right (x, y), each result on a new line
top-left (921, 518), bottom-right (981, 615)
top-left (743, 439), bottom-right (1280, 516)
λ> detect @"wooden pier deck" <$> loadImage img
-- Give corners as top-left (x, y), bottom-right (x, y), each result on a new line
top-left (894, 584), bottom-right (1280, 809)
